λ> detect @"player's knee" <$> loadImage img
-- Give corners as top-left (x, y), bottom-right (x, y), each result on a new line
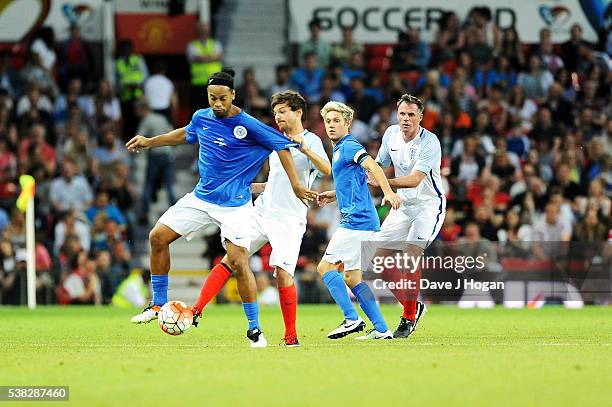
top-left (343, 272), bottom-right (351, 284)
top-left (276, 269), bottom-right (293, 287)
top-left (149, 228), bottom-right (168, 250)
top-left (404, 243), bottom-right (424, 257)
top-left (226, 256), bottom-right (248, 275)
top-left (343, 271), bottom-right (361, 288)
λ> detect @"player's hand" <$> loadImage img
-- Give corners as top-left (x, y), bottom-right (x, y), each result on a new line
top-left (366, 171), bottom-right (379, 187)
top-left (292, 183), bottom-right (317, 205)
top-left (317, 190), bottom-right (336, 207)
top-left (382, 191), bottom-right (401, 210)
top-left (289, 133), bottom-right (308, 153)
top-left (126, 135), bottom-right (151, 153)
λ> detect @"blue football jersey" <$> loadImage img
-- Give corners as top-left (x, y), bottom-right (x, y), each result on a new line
top-left (185, 108), bottom-right (297, 206)
top-left (331, 135), bottom-right (380, 231)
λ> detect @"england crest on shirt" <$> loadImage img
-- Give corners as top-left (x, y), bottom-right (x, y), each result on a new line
top-left (409, 147), bottom-right (417, 161)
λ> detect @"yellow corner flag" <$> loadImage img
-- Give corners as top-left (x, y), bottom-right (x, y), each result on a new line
top-left (16, 174), bottom-right (36, 213)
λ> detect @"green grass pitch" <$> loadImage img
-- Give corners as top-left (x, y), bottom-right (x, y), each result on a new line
top-left (1, 305), bottom-right (610, 406)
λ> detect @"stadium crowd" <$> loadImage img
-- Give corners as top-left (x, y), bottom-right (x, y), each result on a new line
top-left (0, 6), bottom-right (610, 306)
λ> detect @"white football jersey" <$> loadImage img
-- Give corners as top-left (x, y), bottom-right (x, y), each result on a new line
top-left (376, 125), bottom-right (445, 204)
top-left (255, 130), bottom-right (329, 223)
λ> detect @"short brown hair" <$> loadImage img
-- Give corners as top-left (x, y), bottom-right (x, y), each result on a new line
top-left (271, 90), bottom-right (307, 113)
top-left (397, 94), bottom-right (424, 112)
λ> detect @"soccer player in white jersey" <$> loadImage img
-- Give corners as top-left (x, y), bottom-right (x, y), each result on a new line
top-left (368, 94), bottom-right (446, 338)
top-left (316, 101), bottom-right (401, 340)
top-left (190, 90), bottom-right (331, 347)
top-left (125, 69), bottom-right (316, 348)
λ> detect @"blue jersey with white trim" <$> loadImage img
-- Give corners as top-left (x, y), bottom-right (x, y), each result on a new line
top-left (185, 108), bottom-right (297, 206)
top-left (332, 135), bottom-right (380, 231)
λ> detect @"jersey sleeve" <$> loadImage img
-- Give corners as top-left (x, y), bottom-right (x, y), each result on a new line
top-left (247, 118), bottom-right (298, 151)
top-left (343, 139), bottom-right (369, 165)
top-left (184, 110), bottom-right (201, 145)
top-left (413, 135), bottom-right (441, 174)
top-left (375, 127), bottom-right (393, 168)
top-left (308, 134), bottom-right (330, 177)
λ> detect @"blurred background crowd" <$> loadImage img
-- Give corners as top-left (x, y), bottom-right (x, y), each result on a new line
top-left (0, 2), bottom-right (610, 307)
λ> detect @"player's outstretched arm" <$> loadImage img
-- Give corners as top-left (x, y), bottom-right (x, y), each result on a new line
top-left (277, 149), bottom-right (318, 204)
top-left (126, 127), bottom-right (188, 152)
top-left (289, 133), bottom-right (331, 176)
top-left (388, 170), bottom-right (427, 189)
top-left (361, 156), bottom-right (401, 210)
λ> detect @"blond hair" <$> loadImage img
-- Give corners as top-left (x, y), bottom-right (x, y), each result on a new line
top-left (320, 101), bottom-right (354, 123)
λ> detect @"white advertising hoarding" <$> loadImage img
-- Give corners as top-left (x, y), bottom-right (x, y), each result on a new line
top-left (288, 0), bottom-right (604, 44)
top-left (0, 0), bottom-right (105, 42)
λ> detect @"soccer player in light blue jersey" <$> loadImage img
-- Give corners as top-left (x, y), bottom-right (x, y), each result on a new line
top-left (316, 101), bottom-right (402, 340)
top-left (126, 68), bottom-right (316, 348)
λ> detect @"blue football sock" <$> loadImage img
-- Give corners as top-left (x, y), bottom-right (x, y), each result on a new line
top-left (352, 282), bottom-right (388, 333)
top-left (151, 274), bottom-right (168, 306)
top-left (322, 271), bottom-right (358, 321)
top-left (242, 302), bottom-right (260, 330)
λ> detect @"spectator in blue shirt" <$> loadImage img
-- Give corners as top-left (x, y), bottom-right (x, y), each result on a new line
top-left (341, 51), bottom-right (366, 82)
top-left (86, 189), bottom-right (126, 228)
top-left (391, 28), bottom-right (430, 73)
top-left (290, 52), bottom-right (324, 101)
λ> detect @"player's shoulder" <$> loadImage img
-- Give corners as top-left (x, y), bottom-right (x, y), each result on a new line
top-left (382, 124), bottom-right (401, 141)
top-left (419, 127), bottom-right (441, 147)
top-left (303, 129), bottom-right (324, 145)
top-left (385, 124), bottom-right (401, 134)
top-left (235, 110), bottom-right (264, 129)
top-left (342, 135), bottom-right (365, 151)
top-left (192, 108), bottom-right (212, 120)
top-left (338, 136), bottom-right (366, 161)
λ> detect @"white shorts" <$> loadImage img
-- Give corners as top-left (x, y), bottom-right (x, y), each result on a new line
top-left (248, 210), bottom-right (306, 276)
top-left (158, 192), bottom-right (253, 249)
top-left (375, 198), bottom-right (446, 249)
top-left (322, 227), bottom-right (377, 271)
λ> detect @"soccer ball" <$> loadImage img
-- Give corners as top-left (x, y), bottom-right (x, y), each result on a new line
top-left (158, 300), bottom-right (193, 336)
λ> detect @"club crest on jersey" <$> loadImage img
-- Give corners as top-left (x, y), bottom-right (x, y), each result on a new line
top-left (233, 125), bottom-right (247, 139)
top-left (333, 151), bottom-right (340, 162)
top-left (409, 148), bottom-right (417, 160)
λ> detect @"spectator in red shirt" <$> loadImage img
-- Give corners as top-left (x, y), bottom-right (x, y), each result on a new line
top-left (0, 137), bottom-right (17, 199)
top-left (59, 24), bottom-right (92, 87)
top-left (440, 207), bottom-right (462, 241)
top-left (19, 123), bottom-right (56, 175)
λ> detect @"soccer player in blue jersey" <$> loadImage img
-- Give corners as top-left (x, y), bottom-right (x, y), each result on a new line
top-left (126, 69), bottom-right (316, 347)
top-left (190, 90), bottom-right (331, 347)
top-left (316, 101), bottom-right (402, 340)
